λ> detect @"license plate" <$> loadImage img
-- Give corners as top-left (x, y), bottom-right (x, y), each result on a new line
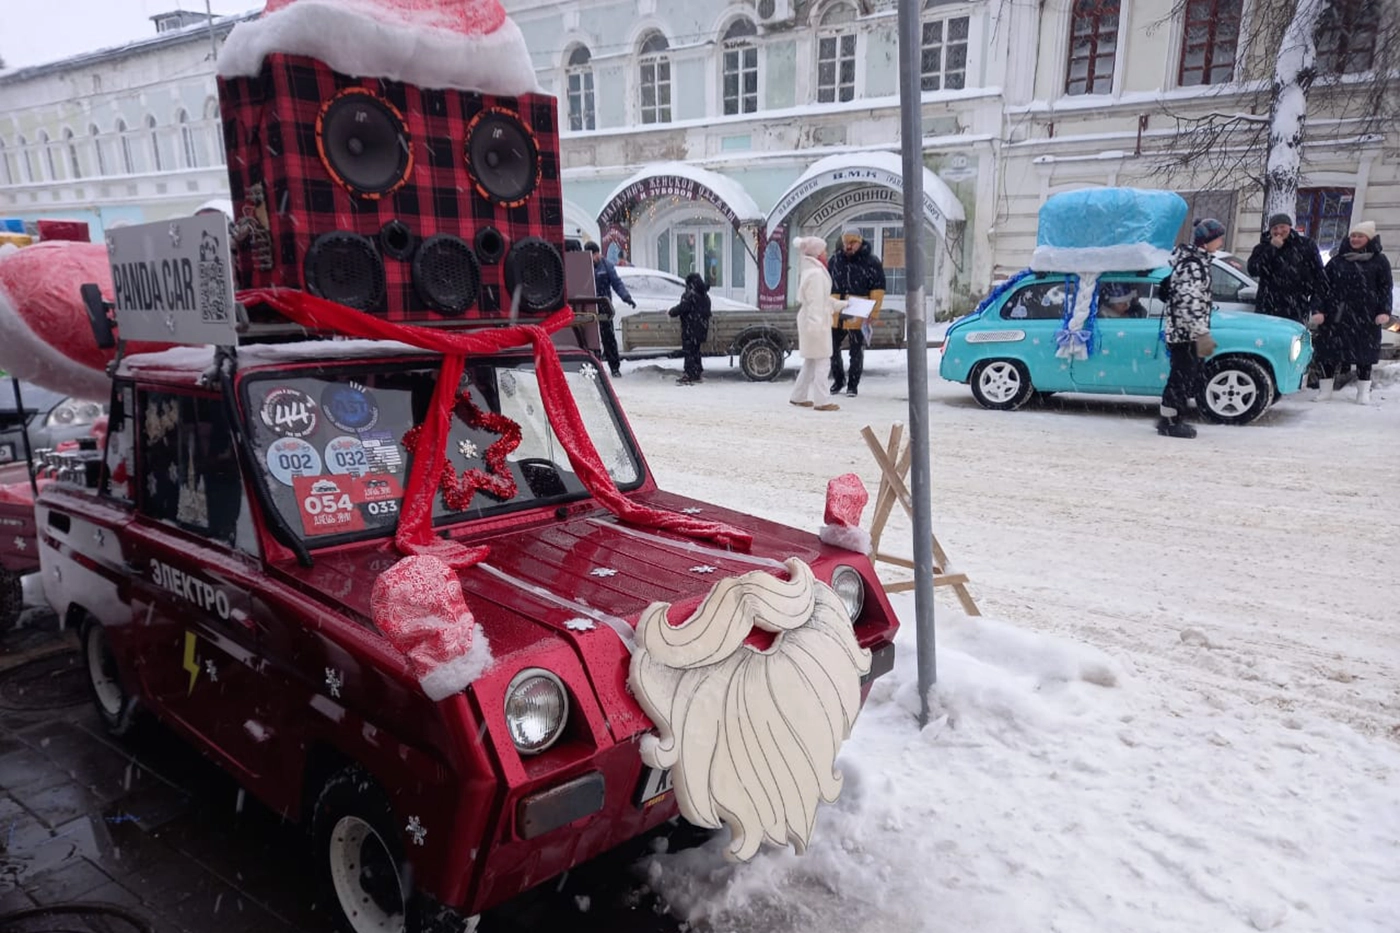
top-left (0, 443), bottom-right (13, 464)
top-left (634, 766), bottom-right (673, 808)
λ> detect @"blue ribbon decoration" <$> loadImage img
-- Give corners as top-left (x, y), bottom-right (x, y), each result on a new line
top-left (1054, 274), bottom-right (1101, 359)
top-left (947, 268), bottom-right (1038, 341)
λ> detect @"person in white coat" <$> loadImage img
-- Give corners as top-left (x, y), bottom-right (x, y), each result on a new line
top-left (790, 237), bottom-right (847, 410)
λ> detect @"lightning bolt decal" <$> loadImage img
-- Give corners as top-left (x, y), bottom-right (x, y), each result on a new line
top-left (183, 631), bottom-right (200, 695)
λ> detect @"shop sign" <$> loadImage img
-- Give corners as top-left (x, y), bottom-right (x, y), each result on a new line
top-left (598, 176), bottom-right (742, 229)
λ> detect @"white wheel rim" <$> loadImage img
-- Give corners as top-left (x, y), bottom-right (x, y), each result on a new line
top-left (1205, 369), bottom-right (1259, 417)
top-left (86, 627), bottom-right (123, 717)
top-left (978, 362), bottom-right (1023, 403)
top-left (328, 816), bottom-right (406, 933)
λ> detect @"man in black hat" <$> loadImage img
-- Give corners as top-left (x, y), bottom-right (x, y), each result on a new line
top-left (1246, 212), bottom-right (1328, 324)
top-left (584, 241), bottom-right (635, 378)
top-left (827, 227), bottom-right (886, 397)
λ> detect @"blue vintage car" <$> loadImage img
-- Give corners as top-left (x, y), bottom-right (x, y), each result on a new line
top-left (940, 269), bottom-right (1313, 425)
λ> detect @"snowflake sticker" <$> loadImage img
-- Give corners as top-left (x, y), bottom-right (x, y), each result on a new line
top-left (579, 363), bottom-right (598, 382)
top-left (689, 565), bottom-right (718, 574)
top-left (500, 371), bottom-right (517, 397)
top-left (205, 660), bottom-right (218, 683)
top-left (1032, 338), bottom-right (1040, 346)
top-left (405, 815), bottom-right (427, 846)
top-left (13, 537), bottom-right (25, 551)
top-left (94, 528), bottom-right (105, 547)
top-left (325, 668), bottom-right (343, 698)
top-left (1255, 339), bottom-right (1265, 348)
top-left (589, 568), bottom-right (618, 578)
top-left (1117, 331), bottom-right (1127, 338)
top-left (565, 618), bottom-right (596, 632)
top-left (457, 440), bottom-right (479, 460)
top-left (681, 507), bottom-right (703, 515)
top-left (1101, 348), bottom-right (1110, 355)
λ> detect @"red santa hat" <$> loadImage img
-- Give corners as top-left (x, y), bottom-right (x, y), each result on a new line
top-left (218, 0), bottom-right (542, 98)
top-left (0, 241), bottom-right (168, 400)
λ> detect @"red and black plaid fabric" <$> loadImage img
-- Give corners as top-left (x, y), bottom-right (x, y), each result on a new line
top-left (218, 53), bottom-right (565, 325)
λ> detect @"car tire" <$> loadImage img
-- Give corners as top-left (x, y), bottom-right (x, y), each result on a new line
top-left (1197, 356), bottom-right (1275, 425)
top-left (81, 617), bottom-right (141, 737)
top-left (738, 338), bottom-right (784, 382)
top-left (313, 765), bottom-right (423, 933)
top-left (0, 568), bottom-right (23, 632)
top-left (970, 360), bottom-right (1035, 411)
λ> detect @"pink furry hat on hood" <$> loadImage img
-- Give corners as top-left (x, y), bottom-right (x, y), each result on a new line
top-left (795, 236), bottom-right (827, 259)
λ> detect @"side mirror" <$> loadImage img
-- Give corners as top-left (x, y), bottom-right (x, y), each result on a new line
top-left (1237, 286), bottom-right (1258, 302)
top-left (81, 283), bottom-right (117, 349)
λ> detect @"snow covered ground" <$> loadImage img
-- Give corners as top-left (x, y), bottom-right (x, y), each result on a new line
top-left (608, 349), bottom-right (1400, 933)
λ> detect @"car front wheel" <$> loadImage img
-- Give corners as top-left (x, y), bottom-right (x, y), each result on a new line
top-left (81, 617), bottom-right (141, 737)
top-left (314, 766), bottom-right (421, 933)
top-left (1198, 357), bottom-right (1274, 425)
top-left (970, 359), bottom-right (1035, 410)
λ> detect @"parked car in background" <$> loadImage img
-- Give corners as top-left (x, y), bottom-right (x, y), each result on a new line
top-left (612, 267), bottom-right (759, 317)
top-left (1209, 252), bottom-right (1260, 312)
top-left (0, 381), bottom-right (106, 464)
top-left (940, 268), bottom-right (1312, 425)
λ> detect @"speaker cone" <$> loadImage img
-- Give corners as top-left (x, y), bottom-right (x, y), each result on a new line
top-left (379, 220), bottom-right (417, 261)
top-left (305, 232), bottom-right (385, 311)
top-left (413, 234), bottom-right (480, 315)
top-left (475, 227), bottom-right (507, 265)
top-left (504, 237), bottom-right (565, 313)
top-left (465, 109), bottom-right (539, 206)
top-left (316, 89), bottom-right (413, 199)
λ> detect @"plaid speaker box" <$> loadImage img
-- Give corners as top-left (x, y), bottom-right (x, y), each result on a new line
top-left (218, 53), bottom-right (566, 325)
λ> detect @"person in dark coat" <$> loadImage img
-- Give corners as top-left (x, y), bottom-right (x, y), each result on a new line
top-left (826, 227), bottom-right (886, 397)
top-left (1158, 219), bottom-right (1225, 439)
top-left (1246, 213), bottom-right (1329, 324)
top-left (669, 272), bottom-right (712, 385)
top-left (585, 241), bottom-right (635, 378)
top-left (1313, 221), bottom-right (1393, 405)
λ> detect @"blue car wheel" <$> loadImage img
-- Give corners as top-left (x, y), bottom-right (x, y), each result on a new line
top-left (970, 359), bottom-right (1035, 411)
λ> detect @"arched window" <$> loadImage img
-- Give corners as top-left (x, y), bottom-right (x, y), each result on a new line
top-left (816, 2), bottom-right (858, 103)
top-left (17, 135), bottom-right (34, 183)
top-left (204, 96), bottom-right (225, 165)
top-left (64, 128), bottom-right (82, 180)
top-left (116, 120), bottom-right (135, 174)
top-left (147, 115), bottom-right (163, 172)
top-left (0, 140), bottom-right (11, 187)
top-left (721, 18), bottom-right (759, 115)
top-left (178, 110), bottom-right (201, 168)
top-left (921, 0), bottom-right (970, 91)
top-left (638, 32), bottom-right (672, 125)
top-left (38, 130), bottom-right (59, 181)
top-left (90, 125), bottom-right (108, 177)
top-left (565, 46), bottom-right (596, 131)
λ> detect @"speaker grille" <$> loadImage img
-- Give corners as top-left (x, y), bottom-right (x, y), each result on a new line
top-left (465, 109), bottom-right (540, 207)
top-left (316, 89), bottom-right (413, 199)
top-left (305, 232), bottom-right (385, 311)
top-left (413, 235), bottom-right (481, 316)
top-left (504, 237), bottom-right (565, 313)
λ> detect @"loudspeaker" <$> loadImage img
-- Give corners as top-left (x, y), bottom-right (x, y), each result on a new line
top-left (219, 54), bottom-right (567, 325)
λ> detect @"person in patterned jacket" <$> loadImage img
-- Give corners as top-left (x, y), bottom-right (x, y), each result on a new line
top-left (1158, 218), bottom-right (1224, 439)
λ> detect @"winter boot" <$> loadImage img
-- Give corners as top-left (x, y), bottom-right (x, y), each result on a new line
top-left (1156, 417), bottom-right (1197, 439)
top-left (1314, 378), bottom-right (1334, 401)
top-left (1356, 380), bottom-right (1372, 404)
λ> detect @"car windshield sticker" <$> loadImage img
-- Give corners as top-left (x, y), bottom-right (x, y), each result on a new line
top-left (359, 431), bottom-right (404, 473)
top-left (324, 436), bottom-right (370, 476)
top-left (356, 474), bottom-right (403, 524)
top-left (266, 437), bottom-right (322, 486)
top-left (293, 474), bottom-right (367, 536)
top-left (260, 387), bottom-right (319, 438)
top-left (321, 382), bottom-right (380, 433)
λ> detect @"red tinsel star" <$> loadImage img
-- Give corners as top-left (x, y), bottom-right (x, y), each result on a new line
top-left (402, 390), bottom-right (521, 511)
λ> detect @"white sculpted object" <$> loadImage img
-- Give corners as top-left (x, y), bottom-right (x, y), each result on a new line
top-left (628, 558), bottom-right (872, 861)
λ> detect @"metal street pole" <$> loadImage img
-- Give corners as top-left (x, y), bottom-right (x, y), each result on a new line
top-left (896, 0), bottom-right (938, 726)
top-left (204, 0), bottom-right (221, 64)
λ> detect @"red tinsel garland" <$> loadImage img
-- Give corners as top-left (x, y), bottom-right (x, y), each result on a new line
top-left (402, 389), bottom-right (522, 511)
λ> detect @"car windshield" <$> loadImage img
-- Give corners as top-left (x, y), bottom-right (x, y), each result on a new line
top-left (240, 356), bottom-right (642, 547)
top-left (0, 381), bottom-right (67, 414)
top-left (1216, 254), bottom-right (1249, 276)
top-left (626, 273), bottom-right (686, 299)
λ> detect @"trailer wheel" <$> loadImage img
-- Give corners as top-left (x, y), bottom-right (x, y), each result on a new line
top-left (738, 338), bottom-right (784, 382)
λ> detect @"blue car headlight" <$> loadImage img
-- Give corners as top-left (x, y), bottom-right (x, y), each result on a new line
top-left (1290, 335), bottom-right (1303, 363)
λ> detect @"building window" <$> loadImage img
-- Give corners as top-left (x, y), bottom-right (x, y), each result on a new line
top-left (722, 18), bottom-right (759, 115)
top-left (638, 32), bottom-right (672, 125)
top-left (17, 135), bottom-right (34, 183)
top-left (817, 3), bottom-right (858, 103)
top-left (116, 120), bottom-right (135, 174)
top-left (204, 97), bottom-right (225, 166)
top-left (1065, 0), bottom-right (1119, 95)
top-left (566, 46), bottom-right (596, 131)
top-left (1179, 0), bottom-right (1242, 86)
top-left (63, 128), bottom-right (82, 180)
top-left (1316, 0), bottom-right (1378, 74)
top-left (920, 5), bottom-right (969, 91)
top-left (90, 125), bottom-right (108, 177)
top-left (38, 131), bottom-right (58, 182)
top-left (0, 142), bottom-right (10, 186)
top-left (1295, 187), bottom-right (1355, 253)
top-left (178, 110), bottom-right (201, 168)
top-left (147, 116), bottom-right (163, 172)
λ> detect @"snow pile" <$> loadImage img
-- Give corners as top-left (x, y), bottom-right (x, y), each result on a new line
top-left (218, 0), bottom-right (542, 97)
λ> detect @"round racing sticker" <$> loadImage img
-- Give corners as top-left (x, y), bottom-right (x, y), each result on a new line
top-left (324, 436), bottom-right (369, 476)
top-left (266, 437), bottom-right (323, 486)
top-left (321, 383), bottom-right (380, 433)
top-left (260, 387), bottom-right (319, 438)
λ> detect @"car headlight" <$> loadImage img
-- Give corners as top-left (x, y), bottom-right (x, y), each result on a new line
top-left (830, 565), bottom-right (865, 622)
top-left (1290, 335), bottom-right (1303, 363)
top-left (504, 668), bottom-right (569, 755)
top-left (46, 399), bottom-right (103, 428)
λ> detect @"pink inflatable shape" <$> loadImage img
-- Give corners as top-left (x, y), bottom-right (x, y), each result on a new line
top-left (824, 473), bottom-right (869, 529)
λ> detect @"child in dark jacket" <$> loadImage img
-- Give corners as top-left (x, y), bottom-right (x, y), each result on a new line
top-left (669, 273), bottom-right (712, 385)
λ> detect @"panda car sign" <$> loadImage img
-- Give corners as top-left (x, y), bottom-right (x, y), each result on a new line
top-left (105, 213), bottom-right (238, 346)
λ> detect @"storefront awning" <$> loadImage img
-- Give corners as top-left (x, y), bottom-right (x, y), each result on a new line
top-left (765, 151), bottom-right (965, 239)
top-left (596, 162), bottom-right (765, 231)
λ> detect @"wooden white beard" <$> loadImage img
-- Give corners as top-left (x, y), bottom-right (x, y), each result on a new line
top-left (628, 558), bottom-right (872, 861)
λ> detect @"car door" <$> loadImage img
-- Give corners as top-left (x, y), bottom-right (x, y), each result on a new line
top-left (1210, 258), bottom-right (1257, 314)
top-left (994, 278), bottom-right (1076, 391)
top-left (123, 387), bottom-right (278, 788)
top-left (1074, 278), bottom-right (1169, 395)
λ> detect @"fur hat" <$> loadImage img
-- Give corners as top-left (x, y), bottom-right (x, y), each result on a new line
top-left (1267, 213), bottom-right (1293, 229)
top-left (1193, 218), bottom-right (1227, 247)
top-left (840, 226), bottom-right (863, 241)
top-left (795, 236), bottom-right (827, 258)
top-left (1349, 220), bottom-right (1377, 240)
